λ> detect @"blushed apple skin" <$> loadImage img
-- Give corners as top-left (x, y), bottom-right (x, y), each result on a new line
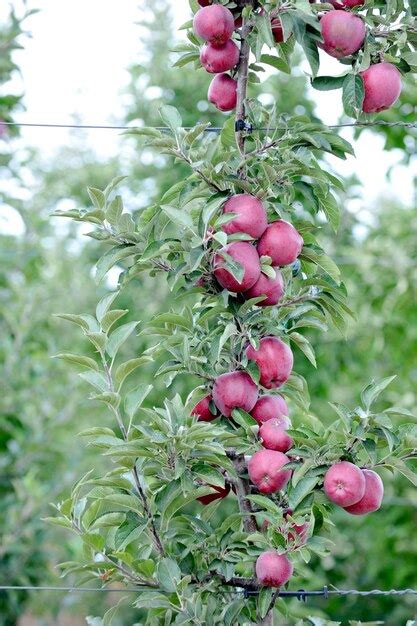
top-left (212, 371), bottom-right (259, 417)
top-left (200, 40), bottom-right (240, 74)
top-left (208, 73), bottom-right (237, 111)
top-left (271, 17), bottom-right (284, 43)
top-left (324, 461), bottom-right (366, 507)
top-left (193, 5), bottom-right (235, 46)
top-left (344, 469), bottom-right (384, 515)
top-left (329, 0), bottom-right (364, 8)
top-left (250, 394), bottom-right (290, 426)
top-left (246, 336), bottom-right (294, 389)
top-left (248, 449), bottom-right (292, 493)
top-left (222, 194), bottom-right (268, 239)
top-left (259, 418), bottom-right (293, 453)
top-left (320, 11), bottom-right (365, 59)
top-left (191, 394), bottom-right (217, 422)
top-left (214, 241), bottom-right (261, 293)
top-left (244, 268), bottom-right (285, 307)
top-left (361, 63), bottom-right (402, 113)
top-left (257, 220), bottom-right (303, 267)
top-left (256, 551), bottom-right (293, 587)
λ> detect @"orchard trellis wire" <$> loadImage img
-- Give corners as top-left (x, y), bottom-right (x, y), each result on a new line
top-left (2, 120), bottom-right (417, 131)
top-left (1, 585), bottom-right (417, 601)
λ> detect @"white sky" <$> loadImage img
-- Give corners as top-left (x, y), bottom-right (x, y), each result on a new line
top-left (1, 0), bottom-right (416, 237)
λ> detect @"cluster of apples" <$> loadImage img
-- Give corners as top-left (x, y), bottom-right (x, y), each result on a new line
top-left (324, 461), bottom-right (384, 515)
top-left (193, 1), bottom-right (402, 114)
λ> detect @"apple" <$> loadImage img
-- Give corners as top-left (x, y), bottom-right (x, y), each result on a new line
top-left (248, 449), bottom-right (291, 493)
top-left (208, 73), bottom-right (238, 111)
top-left (256, 551), bottom-right (293, 587)
top-left (344, 469), bottom-right (384, 515)
top-left (271, 16), bottom-right (284, 43)
top-left (197, 483), bottom-right (230, 505)
top-left (193, 5), bottom-right (235, 47)
top-left (244, 267), bottom-right (284, 307)
top-left (361, 62), bottom-right (402, 113)
top-left (212, 370), bottom-right (258, 417)
top-left (246, 336), bottom-right (294, 389)
top-left (250, 394), bottom-right (290, 426)
top-left (257, 220), bottom-right (303, 267)
top-left (324, 461), bottom-right (366, 507)
top-left (329, 0), bottom-right (364, 7)
top-left (282, 509), bottom-right (309, 543)
top-left (198, 0), bottom-right (212, 5)
top-left (200, 40), bottom-right (240, 73)
top-left (214, 241), bottom-right (261, 292)
top-left (222, 193), bottom-right (268, 239)
top-left (191, 394), bottom-right (217, 422)
top-left (320, 10), bottom-right (365, 59)
top-left (259, 418), bottom-right (293, 453)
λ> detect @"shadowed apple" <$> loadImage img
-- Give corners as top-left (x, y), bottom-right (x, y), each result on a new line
top-left (214, 241), bottom-right (261, 292)
top-left (208, 73), bottom-right (237, 111)
top-left (250, 394), bottom-right (290, 426)
top-left (212, 370), bottom-right (258, 417)
top-left (244, 267), bottom-right (284, 307)
top-left (344, 469), bottom-right (384, 515)
top-left (191, 394), bottom-right (218, 422)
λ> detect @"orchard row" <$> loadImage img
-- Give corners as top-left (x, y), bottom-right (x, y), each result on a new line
top-left (193, 3), bottom-right (402, 113)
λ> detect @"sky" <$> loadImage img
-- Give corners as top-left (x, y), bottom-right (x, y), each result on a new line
top-left (1, 0), bottom-right (416, 236)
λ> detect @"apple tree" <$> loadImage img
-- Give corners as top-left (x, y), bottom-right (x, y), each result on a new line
top-left (52, 1), bottom-right (417, 624)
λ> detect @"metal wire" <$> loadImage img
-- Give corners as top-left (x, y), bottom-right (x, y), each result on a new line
top-left (2, 121), bottom-right (417, 131)
top-left (1, 585), bottom-right (417, 598)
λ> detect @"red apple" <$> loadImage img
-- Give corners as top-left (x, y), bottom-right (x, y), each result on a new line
top-left (197, 483), bottom-right (230, 505)
top-left (244, 267), bottom-right (284, 307)
top-left (222, 194), bottom-right (267, 239)
top-left (344, 469), bottom-right (384, 515)
top-left (246, 336), bottom-right (293, 389)
top-left (256, 551), bottom-right (293, 587)
top-left (271, 16), bottom-right (284, 43)
top-left (198, 0), bottom-right (212, 5)
top-left (193, 5), bottom-right (235, 47)
top-left (212, 371), bottom-right (258, 417)
top-left (248, 449), bottom-right (291, 493)
top-left (324, 461), bottom-right (366, 507)
top-left (329, 0), bottom-right (364, 7)
top-left (361, 62), bottom-right (402, 113)
top-left (257, 220), bottom-right (303, 267)
top-left (208, 73), bottom-right (238, 111)
top-left (259, 418), bottom-right (293, 453)
top-left (250, 394), bottom-right (290, 426)
top-left (191, 394), bottom-right (217, 422)
top-left (200, 40), bottom-right (240, 73)
top-left (214, 241), bottom-right (261, 293)
top-left (320, 10), bottom-right (365, 59)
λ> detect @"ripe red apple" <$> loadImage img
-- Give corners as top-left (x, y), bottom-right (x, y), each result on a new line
top-left (200, 40), bottom-right (240, 73)
top-left (344, 469), bottom-right (384, 515)
top-left (259, 418), bottom-right (293, 453)
top-left (361, 62), bottom-right (402, 113)
top-left (198, 0), bottom-right (212, 5)
top-left (329, 0), bottom-right (364, 7)
top-left (208, 73), bottom-right (237, 111)
top-left (271, 16), bottom-right (284, 43)
top-left (250, 394), bottom-right (290, 426)
top-left (214, 241), bottom-right (261, 293)
top-left (191, 394), bottom-right (217, 422)
top-left (257, 220), bottom-right (303, 267)
top-left (193, 5), bottom-right (235, 47)
top-left (320, 10), bottom-right (365, 59)
top-left (246, 336), bottom-right (293, 389)
top-left (256, 551), bottom-right (293, 587)
top-left (244, 267), bottom-right (284, 307)
top-left (324, 461), bottom-right (366, 507)
top-left (222, 194), bottom-right (267, 239)
top-left (248, 449), bottom-right (291, 493)
top-left (197, 483), bottom-right (230, 505)
top-left (212, 370), bottom-right (258, 417)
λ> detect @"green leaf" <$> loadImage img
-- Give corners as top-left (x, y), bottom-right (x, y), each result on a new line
top-left (96, 292), bottom-right (119, 322)
top-left (106, 321), bottom-right (139, 358)
top-left (161, 204), bottom-right (194, 230)
top-left (106, 195), bottom-right (123, 225)
top-left (289, 475), bottom-right (320, 510)
top-left (342, 73), bottom-right (364, 118)
top-left (159, 104), bottom-right (182, 131)
top-left (87, 186), bottom-right (105, 209)
top-left (125, 384), bottom-right (153, 419)
top-left (289, 332), bottom-right (316, 367)
top-left (156, 557), bottom-right (181, 592)
top-left (95, 245), bottom-right (137, 284)
top-left (311, 75), bottom-right (346, 91)
top-left (386, 457), bottom-right (417, 486)
top-left (79, 371), bottom-right (108, 393)
top-left (361, 376), bottom-right (396, 412)
top-left (53, 353), bottom-right (99, 371)
top-left (115, 356), bottom-right (152, 386)
top-left (260, 53), bottom-right (290, 74)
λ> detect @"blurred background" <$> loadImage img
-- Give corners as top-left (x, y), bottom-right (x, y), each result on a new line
top-left (1, 0), bottom-right (416, 624)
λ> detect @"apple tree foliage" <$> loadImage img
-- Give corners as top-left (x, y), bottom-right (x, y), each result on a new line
top-left (52, 1), bottom-right (417, 624)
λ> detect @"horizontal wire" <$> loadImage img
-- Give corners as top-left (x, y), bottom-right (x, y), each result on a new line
top-left (1, 585), bottom-right (417, 597)
top-left (1, 120), bottom-right (417, 131)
